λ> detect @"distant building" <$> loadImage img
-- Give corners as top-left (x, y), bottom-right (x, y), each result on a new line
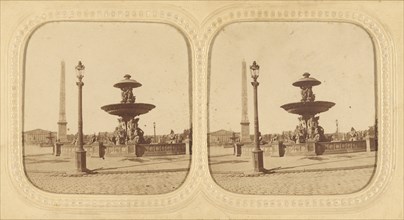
top-left (23, 129), bottom-right (57, 145)
top-left (208, 130), bottom-right (239, 145)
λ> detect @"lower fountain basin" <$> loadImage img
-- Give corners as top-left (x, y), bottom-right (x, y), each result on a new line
top-left (101, 103), bottom-right (155, 118)
top-left (281, 101), bottom-right (335, 116)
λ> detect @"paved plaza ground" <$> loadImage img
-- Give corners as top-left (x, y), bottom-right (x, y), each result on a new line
top-left (23, 145), bottom-right (377, 195)
top-left (209, 146), bottom-right (377, 195)
top-left (24, 145), bottom-right (191, 195)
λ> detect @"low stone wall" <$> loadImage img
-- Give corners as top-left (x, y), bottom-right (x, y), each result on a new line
top-left (222, 143), bottom-right (235, 148)
top-left (60, 144), bottom-right (96, 156)
top-left (317, 138), bottom-right (377, 155)
top-left (238, 144), bottom-right (272, 157)
top-left (271, 142), bottom-right (316, 157)
top-left (317, 141), bottom-right (365, 154)
top-left (92, 144), bottom-right (131, 157)
top-left (136, 143), bottom-right (186, 157)
top-left (58, 142), bottom-right (187, 157)
top-left (269, 138), bottom-right (377, 157)
top-left (39, 143), bottom-right (54, 148)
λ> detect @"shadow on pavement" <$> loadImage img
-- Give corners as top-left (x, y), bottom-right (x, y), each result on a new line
top-left (24, 153), bottom-right (54, 157)
top-left (89, 157), bottom-right (191, 171)
top-left (209, 160), bottom-right (249, 165)
top-left (300, 156), bottom-right (329, 161)
top-left (25, 158), bottom-right (70, 164)
top-left (209, 154), bottom-right (234, 158)
top-left (334, 155), bottom-right (354, 158)
top-left (152, 157), bottom-right (183, 161)
top-left (280, 155), bottom-right (375, 170)
top-left (121, 158), bottom-right (147, 163)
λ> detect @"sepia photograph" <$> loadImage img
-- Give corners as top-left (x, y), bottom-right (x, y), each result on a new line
top-left (23, 22), bottom-right (192, 195)
top-left (208, 22), bottom-right (378, 195)
top-left (1, 1), bottom-right (402, 219)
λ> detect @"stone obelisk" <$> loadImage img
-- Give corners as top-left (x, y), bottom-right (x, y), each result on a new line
top-left (57, 61), bottom-right (68, 142)
top-left (240, 60), bottom-right (251, 143)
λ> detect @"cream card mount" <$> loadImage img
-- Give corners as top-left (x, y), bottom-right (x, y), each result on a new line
top-left (2, 1), bottom-right (399, 218)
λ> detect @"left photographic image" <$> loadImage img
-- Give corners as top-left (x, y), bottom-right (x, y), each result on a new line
top-left (23, 22), bottom-right (192, 195)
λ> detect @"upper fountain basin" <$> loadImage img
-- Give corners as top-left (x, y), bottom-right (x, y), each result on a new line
top-left (280, 101), bottom-right (335, 116)
top-left (292, 72), bottom-right (321, 87)
top-left (113, 74), bottom-right (142, 89)
top-left (101, 103), bottom-right (155, 118)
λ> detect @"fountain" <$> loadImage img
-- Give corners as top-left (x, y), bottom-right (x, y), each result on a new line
top-left (281, 73), bottom-right (335, 143)
top-left (57, 74), bottom-right (190, 158)
top-left (101, 74), bottom-right (155, 144)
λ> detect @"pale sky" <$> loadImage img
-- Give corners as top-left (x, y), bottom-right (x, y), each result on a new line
top-left (25, 21), bottom-right (375, 136)
top-left (25, 22), bottom-right (191, 135)
top-left (209, 22), bottom-right (375, 134)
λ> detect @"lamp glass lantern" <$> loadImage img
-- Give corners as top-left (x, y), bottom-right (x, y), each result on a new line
top-left (75, 61), bottom-right (85, 80)
top-left (250, 61), bottom-right (260, 79)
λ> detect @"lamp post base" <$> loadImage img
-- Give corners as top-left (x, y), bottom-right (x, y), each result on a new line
top-left (252, 149), bottom-right (264, 172)
top-left (75, 150), bottom-right (87, 172)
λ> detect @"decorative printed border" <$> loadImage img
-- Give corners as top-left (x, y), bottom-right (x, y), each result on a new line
top-left (5, 2), bottom-right (396, 214)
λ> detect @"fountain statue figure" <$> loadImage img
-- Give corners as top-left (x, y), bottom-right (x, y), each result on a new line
top-left (119, 75), bottom-right (136, 104)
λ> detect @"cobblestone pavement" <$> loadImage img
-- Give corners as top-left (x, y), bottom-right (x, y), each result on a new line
top-left (209, 146), bottom-right (377, 173)
top-left (212, 167), bottom-right (375, 195)
top-left (26, 171), bottom-right (188, 195)
top-left (23, 145), bottom-right (377, 195)
top-left (24, 146), bottom-right (191, 173)
top-left (24, 145), bottom-right (191, 195)
top-left (209, 146), bottom-right (377, 195)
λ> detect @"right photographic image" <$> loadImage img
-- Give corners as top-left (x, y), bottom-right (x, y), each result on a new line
top-left (208, 22), bottom-right (378, 195)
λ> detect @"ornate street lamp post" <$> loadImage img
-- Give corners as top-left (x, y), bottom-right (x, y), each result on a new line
top-left (75, 61), bottom-right (87, 172)
top-left (250, 61), bottom-right (264, 172)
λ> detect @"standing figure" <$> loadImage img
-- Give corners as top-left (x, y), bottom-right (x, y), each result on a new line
top-left (349, 127), bottom-right (358, 141)
top-left (114, 125), bottom-right (126, 145)
top-left (121, 87), bottom-right (136, 103)
top-left (297, 116), bottom-right (308, 141)
top-left (121, 87), bottom-right (128, 103)
top-left (271, 134), bottom-right (278, 143)
top-left (294, 125), bottom-right (305, 144)
top-left (128, 118), bottom-right (140, 140)
top-left (72, 132), bottom-right (78, 145)
top-left (258, 132), bottom-right (267, 145)
top-left (168, 130), bottom-right (176, 144)
top-left (300, 85), bottom-right (315, 102)
top-left (134, 126), bottom-right (145, 144)
top-left (113, 127), bottom-right (120, 145)
top-left (119, 127), bottom-right (126, 144)
top-left (306, 116), bottom-right (319, 140)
